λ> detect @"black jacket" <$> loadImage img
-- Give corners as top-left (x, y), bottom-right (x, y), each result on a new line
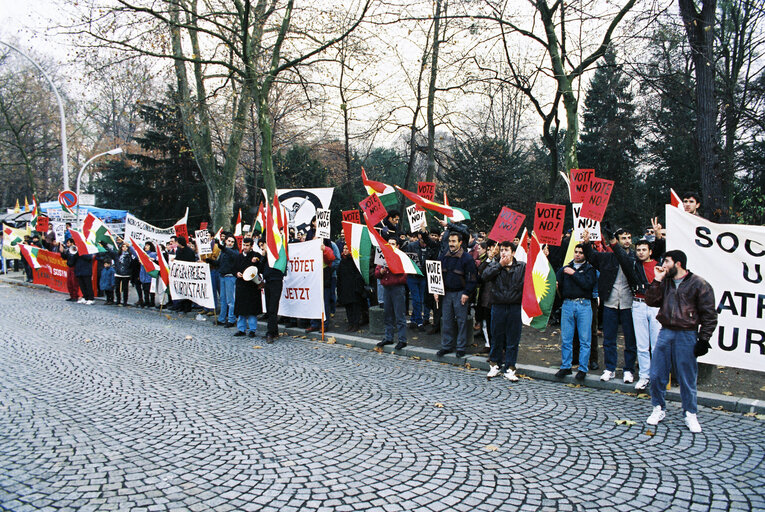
top-left (645, 271), bottom-right (717, 343)
top-left (175, 246), bottom-right (197, 263)
top-left (482, 258), bottom-right (525, 305)
top-left (583, 242), bottom-right (637, 300)
top-left (556, 260), bottom-right (597, 299)
top-left (337, 256), bottom-right (365, 305)
top-left (403, 239), bottom-right (440, 275)
top-left (113, 251), bottom-right (133, 277)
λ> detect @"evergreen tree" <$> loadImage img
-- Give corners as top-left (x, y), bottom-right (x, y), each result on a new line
top-left (90, 98), bottom-right (209, 227)
top-left (578, 48), bottom-right (641, 232)
top-left (273, 145), bottom-right (328, 189)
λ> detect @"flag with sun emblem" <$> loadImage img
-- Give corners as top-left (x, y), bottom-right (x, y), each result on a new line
top-left (342, 220), bottom-right (372, 285)
top-left (521, 232), bottom-right (556, 330)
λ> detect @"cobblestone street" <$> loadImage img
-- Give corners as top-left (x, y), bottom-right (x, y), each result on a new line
top-left (1, 284), bottom-right (763, 512)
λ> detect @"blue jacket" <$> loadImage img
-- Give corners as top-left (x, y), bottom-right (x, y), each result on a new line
top-left (216, 247), bottom-right (239, 276)
top-left (100, 266), bottom-right (116, 291)
top-left (139, 252), bottom-right (157, 284)
top-left (74, 254), bottom-right (93, 277)
top-left (556, 260), bottom-right (597, 300)
top-left (439, 248), bottom-right (477, 295)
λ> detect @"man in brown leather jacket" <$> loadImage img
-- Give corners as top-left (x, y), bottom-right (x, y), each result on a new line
top-left (644, 250), bottom-right (717, 433)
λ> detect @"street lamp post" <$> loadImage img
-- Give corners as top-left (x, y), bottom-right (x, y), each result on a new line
top-left (0, 41), bottom-right (70, 190)
top-left (76, 148), bottom-right (123, 224)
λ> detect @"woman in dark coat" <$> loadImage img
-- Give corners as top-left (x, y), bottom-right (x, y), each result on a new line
top-left (234, 237), bottom-right (264, 337)
top-left (337, 244), bottom-right (366, 332)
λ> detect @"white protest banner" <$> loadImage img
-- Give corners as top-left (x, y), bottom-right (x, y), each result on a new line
top-left (374, 245), bottom-right (385, 265)
top-left (278, 239), bottom-right (324, 319)
top-left (316, 208), bottom-right (331, 239)
top-left (571, 203), bottom-right (601, 242)
top-left (666, 205), bottom-right (764, 372)
top-left (426, 259), bottom-right (444, 295)
top-left (275, 188), bottom-right (334, 232)
top-left (124, 213), bottom-right (176, 249)
top-left (195, 229), bottom-right (212, 256)
top-left (168, 260), bottom-right (215, 309)
top-left (406, 204), bottom-right (427, 232)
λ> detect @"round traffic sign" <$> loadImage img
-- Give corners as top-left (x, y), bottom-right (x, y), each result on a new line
top-left (58, 190), bottom-right (78, 208)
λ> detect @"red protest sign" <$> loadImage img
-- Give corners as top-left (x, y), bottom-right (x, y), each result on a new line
top-left (199, 222), bottom-right (208, 230)
top-left (488, 207), bottom-right (526, 243)
top-left (570, 169), bottom-right (595, 203)
top-left (33, 249), bottom-right (96, 296)
top-left (533, 203), bottom-right (566, 246)
top-left (174, 224), bottom-right (188, 240)
top-left (579, 177), bottom-right (614, 222)
top-left (36, 216), bottom-right (50, 233)
top-left (417, 181), bottom-right (436, 201)
top-left (342, 209), bottom-right (361, 224)
top-left (359, 194), bottom-right (388, 226)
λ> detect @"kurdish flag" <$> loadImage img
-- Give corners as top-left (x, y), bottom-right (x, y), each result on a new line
top-left (396, 186), bottom-right (470, 222)
top-left (3, 225), bottom-right (23, 246)
top-left (670, 188), bottom-right (684, 210)
top-left (253, 202), bottom-right (266, 233)
top-left (265, 193), bottom-right (287, 273)
top-left (521, 233), bottom-right (556, 330)
top-left (30, 195), bottom-right (40, 230)
top-left (130, 237), bottom-right (159, 278)
top-left (514, 228), bottom-right (529, 263)
top-left (361, 167), bottom-right (398, 209)
top-left (156, 247), bottom-right (170, 287)
top-left (363, 213), bottom-right (421, 275)
top-left (19, 244), bottom-right (41, 269)
top-left (82, 213), bottom-right (118, 248)
top-left (234, 209), bottom-right (242, 236)
top-left (69, 228), bottom-right (106, 255)
top-left (342, 221), bottom-right (372, 284)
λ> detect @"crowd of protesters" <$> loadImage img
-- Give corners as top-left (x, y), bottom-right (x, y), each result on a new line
top-left (3, 191), bottom-right (717, 433)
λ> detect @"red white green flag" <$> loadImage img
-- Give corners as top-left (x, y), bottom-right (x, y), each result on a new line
top-left (521, 233), bottom-right (556, 330)
top-left (253, 202), bottom-right (266, 233)
top-left (156, 247), bottom-right (170, 287)
top-left (30, 196), bottom-right (40, 231)
top-left (396, 186), bottom-right (470, 222)
top-left (130, 237), bottom-right (159, 278)
top-left (69, 228), bottom-right (106, 255)
top-left (670, 188), bottom-right (683, 209)
top-left (82, 212), bottom-right (118, 248)
top-left (3, 225), bottom-right (23, 246)
top-left (19, 244), bottom-right (41, 269)
top-left (363, 213), bottom-right (421, 275)
top-left (265, 194), bottom-right (287, 273)
top-left (361, 167), bottom-right (398, 210)
top-left (342, 220), bottom-right (372, 284)
top-left (234, 209), bottom-right (242, 236)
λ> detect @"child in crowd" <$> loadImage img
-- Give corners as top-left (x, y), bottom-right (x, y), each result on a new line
top-left (100, 259), bottom-right (116, 305)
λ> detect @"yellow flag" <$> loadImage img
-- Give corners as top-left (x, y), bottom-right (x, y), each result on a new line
top-left (14, 199), bottom-right (20, 213)
top-left (24, 196), bottom-right (29, 212)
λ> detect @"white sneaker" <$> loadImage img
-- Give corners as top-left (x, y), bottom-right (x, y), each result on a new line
top-left (85, 300), bottom-right (94, 305)
top-left (77, 298), bottom-right (86, 304)
top-left (504, 369), bottom-right (519, 382)
top-left (487, 365), bottom-right (501, 378)
top-left (685, 412), bottom-right (702, 433)
top-left (635, 377), bottom-right (650, 390)
top-left (623, 371), bottom-right (634, 384)
top-left (646, 405), bottom-right (665, 425)
top-left (600, 370), bottom-right (616, 381)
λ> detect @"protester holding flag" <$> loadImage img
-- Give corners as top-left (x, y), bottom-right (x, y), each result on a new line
top-left (375, 236), bottom-right (409, 350)
top-left (136, 242), bottom-right (158, 308)
top-left (483, 241), bottom-right (526, 382)
top-left (436, 231), bottom-right (478, 358)
top-left (59, 239), bottom-right (80, 301)
top-left (215, 235), bottom-right (240, 327)
top-left (555, 244), bottom-right (598, 381)
top-left (113, 243), bottom-right (133, 306)
top-left (337, 244), bottom-right (367, 332)
top-left (233, 238), bottom-right (263, 337)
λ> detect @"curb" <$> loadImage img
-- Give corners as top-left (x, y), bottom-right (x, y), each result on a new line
top-left (3, 274), bottom-right (763, 415)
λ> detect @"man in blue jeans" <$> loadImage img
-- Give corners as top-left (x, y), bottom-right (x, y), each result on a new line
top-left (644, 250), bottom-right (717, 433)
top-left (436, 232), bottom-right (477, 358)
top-left (583, 228), bottom-right (638, 383)
top-left (483, 241), bottom-right (526, 382)
top-left (555, 244), bottom-right (598, 381)
top-left (403, 230), bottom-right (439, 329)
top-left (374, 237), bottom-right (408, 350)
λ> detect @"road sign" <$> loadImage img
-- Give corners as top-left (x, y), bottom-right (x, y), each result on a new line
top-left (79, 193), bottom-right (95, 206)
top-left (58, 190), bottom-right (78, 209)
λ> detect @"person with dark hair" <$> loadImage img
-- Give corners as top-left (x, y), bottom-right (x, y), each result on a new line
top-left (171, 235), bottom-right (197, 312)
top-left (403, 229), bottom-right (439, 329)
top-left (215, 234), bottom-right (239, 327)
top-left (233, 238), bottom-right (263, 337)
top-left (337, 243), bottom-right (366, 332)
top-left (626, 238), bottom-right (661, 390)
top-left (582, 228), bottom-right (638, 383)
top-left (483, 241), bottom-right (525, 381)
top-left (681, 191), bottom-right (702, 216)
top-left (436, 231), bottom-right (478, 358)
top-left (100, 258), bottom-right (116, 305)
top-left (555, 243), bottom-right (598, 381)
top-left (474, 241), bottom-right (496, 348)
top-left (375, 236), bottom-right (409, 350)
top-left (263, 251), bottom-right (285, 344)
top-left (645, 250), bottom-right (717, 433)
top-left (306, 238), bottom-right (340, 333)
top-left (59, 239), bottom-right (80, 301)
top-left (113, 242), bottom-right (133, 306)
top-left (136, 241), bottom-right (157, 308)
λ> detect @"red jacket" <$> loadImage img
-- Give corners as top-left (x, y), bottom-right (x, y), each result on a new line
top-left (375, 265), bottom-right (407, 287)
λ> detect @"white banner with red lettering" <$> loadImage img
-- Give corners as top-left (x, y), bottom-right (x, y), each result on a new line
top-left (278, 239), bottom-right (324, 319)
top-left (667, 206), bottom-right (765, 372)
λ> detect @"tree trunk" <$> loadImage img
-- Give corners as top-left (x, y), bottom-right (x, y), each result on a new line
top-left (425, 0), bottom-right (443, 183)
top-left (679, 0), bottom-right (728, 221)
top-left (257, 92), bottom-right (277, 201)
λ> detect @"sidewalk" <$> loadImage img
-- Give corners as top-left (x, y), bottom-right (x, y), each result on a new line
top-left (2, 271), bottom-right (763, 415)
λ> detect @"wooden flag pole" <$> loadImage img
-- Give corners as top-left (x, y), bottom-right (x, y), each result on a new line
top-left (321, 312), bottom-right (325, 341)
